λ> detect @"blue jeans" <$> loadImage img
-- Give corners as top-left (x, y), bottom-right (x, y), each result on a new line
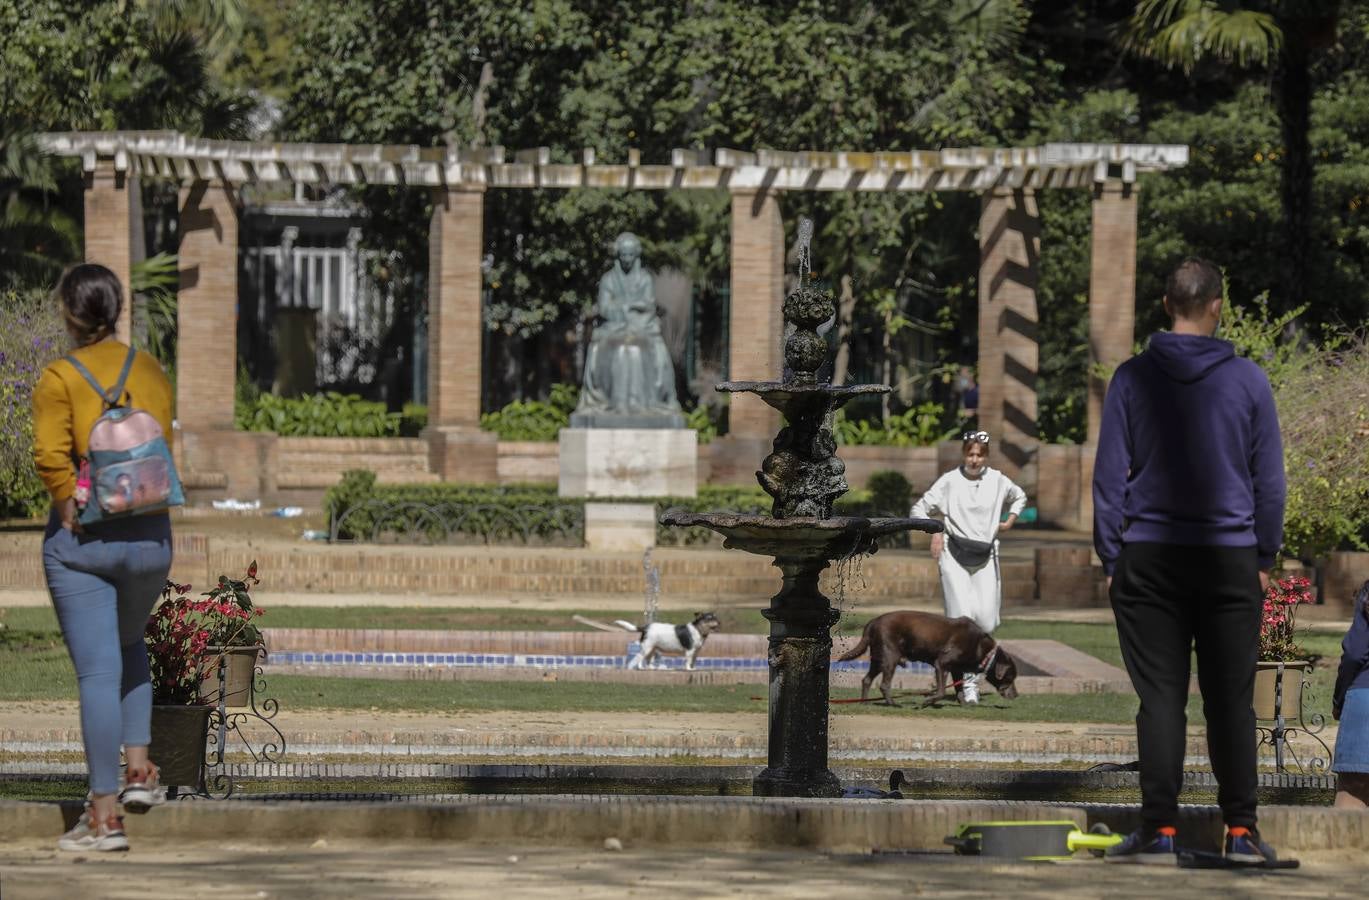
top-left (42, 511), bottom-right (172, 795)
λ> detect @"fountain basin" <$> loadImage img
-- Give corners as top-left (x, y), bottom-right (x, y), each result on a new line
top-left (659, 510), bottom-right (942, 560)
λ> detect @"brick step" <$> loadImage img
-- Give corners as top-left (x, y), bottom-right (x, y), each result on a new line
top-left (277, 470), bottom-right (442, 489)
top-left (276, 453), bottom-right (432, 471)
top-left (276, 437), bottom-right (430, 454)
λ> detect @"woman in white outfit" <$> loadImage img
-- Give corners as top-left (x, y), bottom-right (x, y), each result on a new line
top-left (909, 430), bottom-right (1027, 703)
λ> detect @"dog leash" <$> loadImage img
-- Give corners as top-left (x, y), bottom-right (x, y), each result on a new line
top-left (944, 644), bottom-right (1000, 691)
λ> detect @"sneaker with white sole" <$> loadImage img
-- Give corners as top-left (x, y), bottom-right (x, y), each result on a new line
top-left (57, 807), bottom-right (128, 852)
top-left (119, 763), bottom-right (166, 813)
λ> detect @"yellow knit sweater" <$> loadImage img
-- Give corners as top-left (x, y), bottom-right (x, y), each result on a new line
top-left (31, 340), bottom-right (174, 502)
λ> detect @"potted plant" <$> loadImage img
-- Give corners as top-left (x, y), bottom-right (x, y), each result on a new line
top-left (1254, 573), bottom-right (1315, 720)
top-left (195, 564), bottom-right (267, 707)
top-left (144, 562), bottom-right (266, 786)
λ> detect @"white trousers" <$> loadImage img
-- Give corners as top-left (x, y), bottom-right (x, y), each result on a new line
top-left (938, 543), bottom-right (1001, 633)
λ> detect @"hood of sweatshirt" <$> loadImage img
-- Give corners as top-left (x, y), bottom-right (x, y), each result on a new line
top-left (1145, 331), bottom-right (1236, 384)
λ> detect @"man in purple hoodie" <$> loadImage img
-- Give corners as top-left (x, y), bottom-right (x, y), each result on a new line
top-left (1094, 258), bottom-right (1286, 866)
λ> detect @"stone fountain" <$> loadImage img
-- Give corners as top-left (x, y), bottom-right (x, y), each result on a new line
top-left (661, 220), bottom-right (943, 798)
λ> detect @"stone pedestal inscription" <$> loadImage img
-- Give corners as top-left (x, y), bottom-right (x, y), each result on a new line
top-left (558, 428), bottom-right (698, 499)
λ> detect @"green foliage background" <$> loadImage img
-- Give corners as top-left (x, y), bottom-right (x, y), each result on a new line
top-left (0, 289), bottom-right (67, 518)
top-left (5, 0), bottom-right (1369, 552)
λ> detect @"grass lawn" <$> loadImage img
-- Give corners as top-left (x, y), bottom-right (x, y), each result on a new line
top-left (0, 609), bottom-right (1344, 725)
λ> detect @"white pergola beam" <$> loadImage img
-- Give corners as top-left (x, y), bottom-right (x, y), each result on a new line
top-left (35, 132), bottom-right (1187, 191)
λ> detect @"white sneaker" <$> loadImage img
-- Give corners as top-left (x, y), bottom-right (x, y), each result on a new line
top-left (119, 763), bottom-right (166, 813)
top-left (961, 674), bottom-right (980, 705)
top-left (57, 807), bottom-right (129, 852)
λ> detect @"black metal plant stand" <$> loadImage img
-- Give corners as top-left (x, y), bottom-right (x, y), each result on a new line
top-left (1255, 660), bottom-right (1331, 774)
top-left (172, 648), bottom-right (287, 800)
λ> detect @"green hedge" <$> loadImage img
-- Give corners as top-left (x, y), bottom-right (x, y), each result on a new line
top-left (325, 469), bottom-right (916, 547)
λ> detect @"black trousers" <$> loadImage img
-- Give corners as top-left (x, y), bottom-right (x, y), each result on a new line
top-left (1110, 542), bottom-right (1262, 830)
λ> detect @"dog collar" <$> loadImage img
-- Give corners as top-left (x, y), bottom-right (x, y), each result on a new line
top-left (978, 644), bottom-right (998, 674)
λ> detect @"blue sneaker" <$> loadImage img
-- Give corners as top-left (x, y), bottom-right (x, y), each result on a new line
top-left (1104, 827), bottom-right (1177, 864)
top-left (1224, 828), bottom-right (1278, 866)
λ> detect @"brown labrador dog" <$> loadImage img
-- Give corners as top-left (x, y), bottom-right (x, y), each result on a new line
top-left (838, 610), bottom-right (1019, 706)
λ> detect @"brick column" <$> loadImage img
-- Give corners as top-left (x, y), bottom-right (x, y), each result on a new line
top-left (177, 179), bottom-right (238, 431)
top-left (977, 188), bottom-right (1040, 490)
top-left (84, 159), bottom-right (136, 343)
top-left (1087, 180), bottom-right (1139, 444)
top-left (426, 185), bottom-right (498, 482)
top-left (726, 189), bottom-right (784, 442)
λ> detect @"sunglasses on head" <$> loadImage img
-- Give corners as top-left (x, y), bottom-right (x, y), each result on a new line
top-left (962, 431), bottom-right (990, 444)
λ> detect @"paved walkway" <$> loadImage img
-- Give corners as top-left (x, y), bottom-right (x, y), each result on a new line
top-left (1, 840), bottom-right (1361, 899)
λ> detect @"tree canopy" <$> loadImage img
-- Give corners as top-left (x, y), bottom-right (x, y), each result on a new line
top-left (6, 0), bottom-right (1369, 440)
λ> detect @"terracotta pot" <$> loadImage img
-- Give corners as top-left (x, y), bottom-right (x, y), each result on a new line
top-left (149, 704), bottom-right (212, 788)
top-left (198, 646), bottom-right (263, 708)
top-left (1253, 660), bottom-right (1310, 720)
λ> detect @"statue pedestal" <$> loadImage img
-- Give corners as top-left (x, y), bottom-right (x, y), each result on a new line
top-left (558, 428), bottom-right (698, 499)
top-left (583, 502), bottom-right (658, 552)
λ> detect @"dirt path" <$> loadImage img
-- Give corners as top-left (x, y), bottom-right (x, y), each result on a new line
top-left (0, 700), bottom-right (1160, 745)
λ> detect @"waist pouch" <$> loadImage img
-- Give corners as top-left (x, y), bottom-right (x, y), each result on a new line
top-left (947, 534), bottom-right (994, 568)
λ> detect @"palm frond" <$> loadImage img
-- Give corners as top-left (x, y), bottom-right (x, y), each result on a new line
top-left (131, 252), bottom-right (180, 366)
top-left (131, 252), bottom-right (179, 293)
top-left (1127, 0), bottom-right (1282, 73)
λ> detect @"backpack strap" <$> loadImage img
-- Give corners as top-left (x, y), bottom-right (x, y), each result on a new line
top-left (65, 346), bottom-right (137, 410)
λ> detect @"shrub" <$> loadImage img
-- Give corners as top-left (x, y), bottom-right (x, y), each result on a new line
top-left (235, 391), bottom-right (402, 437)
top-left (866, 470), bottom-right (914, 516)
top-left (1223, 294), bottom-right (1369, 560)
top-left (325, 472), bottom-right (584, 544)
top-left (685, 404), bottom-right (719, 444)
top-left (400, 402), bottom-right (428, 436)
top-left (1272, 334), bottom-right (1369, 560)
top-left (833, 403), bottom-right (952, 447)
top-left (479, 383), bottom-right (579, 441)
top-left (324, 471), bottom-right (780, 546)
top-left (0, 289), bottom-right (67, 518)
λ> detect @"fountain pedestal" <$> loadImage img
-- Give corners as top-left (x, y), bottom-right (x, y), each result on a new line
top-left (754, 556), bottom-right (842, 797)
top-left (658, 512), bottom-right (938, 798)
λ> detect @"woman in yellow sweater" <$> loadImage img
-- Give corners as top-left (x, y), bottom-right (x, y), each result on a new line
top-left (32, 264), bottom-right (175, 852)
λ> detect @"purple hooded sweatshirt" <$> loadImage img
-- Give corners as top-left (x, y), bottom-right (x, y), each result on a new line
top-left (1092, 331), bottom-right (1286, 575)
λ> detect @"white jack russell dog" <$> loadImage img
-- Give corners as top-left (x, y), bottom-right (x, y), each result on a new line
top-left (612, 612), bottom-right (722, 671)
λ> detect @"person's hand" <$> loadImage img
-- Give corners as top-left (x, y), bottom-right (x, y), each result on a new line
top-left (1333, 703), bottom-right (1343, 721)
top-left (1259, 569), bottom-right (1271, 594)
top-left (1000, 515), bottom-right (1017, 532)
top-left (1106, 576), bottom-right (1113, 592)
top-left (56, 496), bottom-right (81, 533)
top-left (930, 533), bottom-right (944, 561)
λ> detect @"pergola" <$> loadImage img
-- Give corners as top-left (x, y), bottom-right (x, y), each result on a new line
top-left (39, 131), bottom-right (1187, 522)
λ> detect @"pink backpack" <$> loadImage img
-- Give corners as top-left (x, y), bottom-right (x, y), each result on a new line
top-left (66, 347), bottom-right (185, 524)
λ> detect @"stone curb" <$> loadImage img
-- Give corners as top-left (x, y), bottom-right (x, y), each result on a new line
top-left (4, 762), bottom-right (1335, 794)
top-left (2, 796), bottom-right (1365, 854)
top-left (0, 729), bottom-right (1215, 761)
